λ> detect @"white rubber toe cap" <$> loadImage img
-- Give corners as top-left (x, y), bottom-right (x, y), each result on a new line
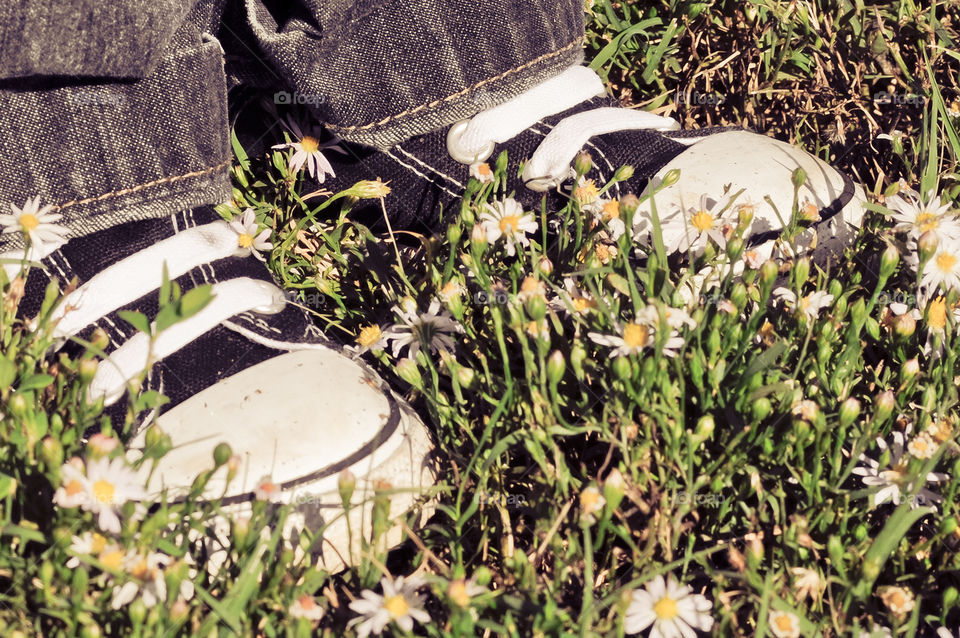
top-left (640, 130), bottom-right (867, 262)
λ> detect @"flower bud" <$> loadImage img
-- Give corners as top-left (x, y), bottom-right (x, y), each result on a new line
top-left (446, 224), bottom-right (462, 246)
top-left (213, 443), bottom-right (232, 468)
top-left (396, 358), bottom-right (423, 388)
top-left (603, 468), bottom-right (626, 512)
top-left (524, 295), bottom-right (547, 321)
top-left (893, 313), bottom-right (916, 338)
top-left (792, 257), bottom-right (811, 290)
top-left (839, 397), bottom-right (861, 428)
top-left (547, 350), bottom-right (566, 385)
top-left (619, 193), bottom-right (640, 216)
top-left (338, 469), bottom-right (356, 506)
top-left (470, 224), bottom-right (487, 252)
top-left (791, 167), bottom-right (807, 188)
top-left (918, 230), bottom-right (939, 262)
top-left (574, 151), bottom-right (593, 175)
top-left (737, 203), bottom-right (755, 228)
top-left (79, 358), bottom-right (99, 384)
top-left (726, 237), bottom-right (744, 261)
top-left (612, 356), bottom-right (632, 382)
top-left (144, 426), bottom-right (172, 459)
top-left (226, 455), bottom-right (242, 482)
top-left (40, 437), bottom-right (64, 468)
top-left (350, 179), bottom-right (391, 199)
top-left (730, 282), bottom-right (748, 311)
top-left (570, 342), bottom-right (587, 380)
top-left (873, 390), bottom-right (895, 424)
top-left (613, 164), bottom-right (634, 182)
top-left (661, 168), bottom-right (681, 187)
top-left (752, 397), bottom-right (773, 421)
top-left (879, 244), bottom-right (900, 278)
top-left (457, 366), bottom-right (476, 389)
top-left (760, 260), bottom-right (779, 289)
top-left (695, 414), bottom-right (715, 440)
top-left (8, 392), bottom-right (27, 417)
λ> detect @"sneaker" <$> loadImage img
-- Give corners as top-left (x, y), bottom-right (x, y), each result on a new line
top-left (3, 205), bottom-right (435, 572)
top-left (318, 65), bottom-right (866, 264)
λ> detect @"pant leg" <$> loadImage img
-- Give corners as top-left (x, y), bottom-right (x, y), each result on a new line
top-left (230, 0), bottom-right (585, 149)
top-left (0, 2), bottom-right (232, 254)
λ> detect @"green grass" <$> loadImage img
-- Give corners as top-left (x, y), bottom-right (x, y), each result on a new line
top-left (3, 1), bottom-right (960, 636)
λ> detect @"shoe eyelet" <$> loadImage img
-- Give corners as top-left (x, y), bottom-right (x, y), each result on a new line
top-left (446, 120), bottom-right (495, 165)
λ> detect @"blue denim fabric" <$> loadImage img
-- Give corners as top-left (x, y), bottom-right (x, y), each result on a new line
top-left (0, 0), bottom-right (584, 249)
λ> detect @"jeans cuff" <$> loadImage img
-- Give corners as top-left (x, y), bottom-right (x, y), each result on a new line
top-left (0, 37), bottom-right (231, 254)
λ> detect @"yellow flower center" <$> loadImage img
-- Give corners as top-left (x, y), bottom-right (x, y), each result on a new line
top-left (595, 244), bottom-right (612, 262)
top-left (356, 325), bottom-right (383, 348)
top-left (499, 214), bottom-right (521, 233)
top-left (297, 594), bottom-right (317, 611)
top-left (299, 136), bottom-right (320, 153)
top-left (801, 202), bottom-right (820, 219)
top-left (773, 614), bottom-right (794, 632)
top-left (448, 581), bottom-right (471, 607)
top-left (928, 297), bottom-right (947, 331)
top-left (580, 489), bottom-right (602, 513)
top-left (691, 210), bottom-right (714, 232)
top-left (91, 534), bottom-right (107, 554)
top-left (622, 323), bottom-right (650, 349)
top-left (476, 163), bottom-right (491, 176)
top-left (573, 180), bottom-right (599, 205)
top-left (19, 213), bottom-right (39, 231)
top-left (93, 479), bottom-right (116, 505)
top-left (65, 479), bottom-right (85, 497)
top-left (237, 233), bottom-right (254, 248)
top-left (384, 594), bottom-right (409, 618)
top-left (937, 252), bottom-right (958, 273)
top-left (888, 590), bottom-right (906, 609)
top-left (800, 296), bottom-right (812, 312)
top-left (572, 297), bottom-right (595, 313)
top-left (129, 558), bottom-right (151, 580)
top-left (652, 596), bottom-right (679, 620)
top-left (100, 549), bottom-right (125, 571)
top-left (916, 211), bottom-right (939, 232)
top-left (602, 199), bottom-right (621, 220)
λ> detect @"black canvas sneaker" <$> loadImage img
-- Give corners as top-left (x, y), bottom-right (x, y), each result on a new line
top-left (319, 65), bottom-right (866, 264)
top-left (2, 205), bottom-right (435, 571)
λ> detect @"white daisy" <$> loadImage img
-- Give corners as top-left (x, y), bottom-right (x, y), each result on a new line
top-left (768, 610), bottom-right (800, 638)
top-left (636, 303), bottom-right (698, 331)
top-left (478, 197), bottom-right (538, 256)
top-left (852, 429), bottom-right (949, 508)
top-left (52, 459), bottom-right (91, 509)
top-left (588, 319), bottom-right (685, 358)
top-left (111, 551), bottom-right (171, 609)
top-left (271, 119), bottom-right (338, 182)
top-left (289, 593), bottom-right (325, 621)
top-left (772, 288), bottom-right (834, 320)
top-left (446, 576), bottom-right (488, 607)
top-left (920, 239), bottom-right (960, 293)
top-left (65, 531), bottom-right (109, 568)
top-left (254, 475), bottom-right (283, 503)
top-left (83, 457), bottom-right (148, 534)
top-left (591, 198), bottom-right (626, 240)
top-left (886, 187), bottom-right (960, 240)
top-left (550, 278), bottom-right (598, 317)
top-left (383, 298), bottom-right (461, 359)
top-left (879, 585), bottom-right (915, 617)
top-left (348, 575), bottom-right (430, 637)
top-left (664, 193), bottom-right (733, 254)
top-left (623, 574), bottom-right (714, 637)
top-left (0, 196), bottom-right (70, 250)
top-left (743, 249), bottom-right (766, 270)
top-left (571, 177), bottom-right (603, 213)
top-left (469, 161), bottom-right (495, 184)
top-left (579, 485), bottom-right (606, 526)
top-left (228, 208), bottom-right (273, 258)
top-left (353, 324), bottom-right (388, 354)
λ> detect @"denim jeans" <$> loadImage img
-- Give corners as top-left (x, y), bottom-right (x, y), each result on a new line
top-left (0, 0), bottom-right (584, 253)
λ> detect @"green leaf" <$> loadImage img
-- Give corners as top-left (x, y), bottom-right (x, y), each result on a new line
top-left (179, 285), bottom-right (214, 320)
top-left (0, 473), bottom-right (17, 499)
top-left (18, 374), bottom-right (54, 391)
top-left (0, 358), bottom-right (15, 391)
top-left (118, 310), bottom-right (151, 335)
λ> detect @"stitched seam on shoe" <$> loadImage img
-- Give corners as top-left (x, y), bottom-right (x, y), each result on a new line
top-left (48, 161), bottom-right (231, 214)
top-left (327, 37), bottom-right (585, 134)
top-left (394, 145), bottom-right (466, 190)
top-left (383, 150), bottom-right (462, 199)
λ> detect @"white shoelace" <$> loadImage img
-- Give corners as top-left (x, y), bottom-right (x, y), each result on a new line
top-left (24, 220), bottom-right (290, 406)
top-left (445, 65), bottom-right (680, 190)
